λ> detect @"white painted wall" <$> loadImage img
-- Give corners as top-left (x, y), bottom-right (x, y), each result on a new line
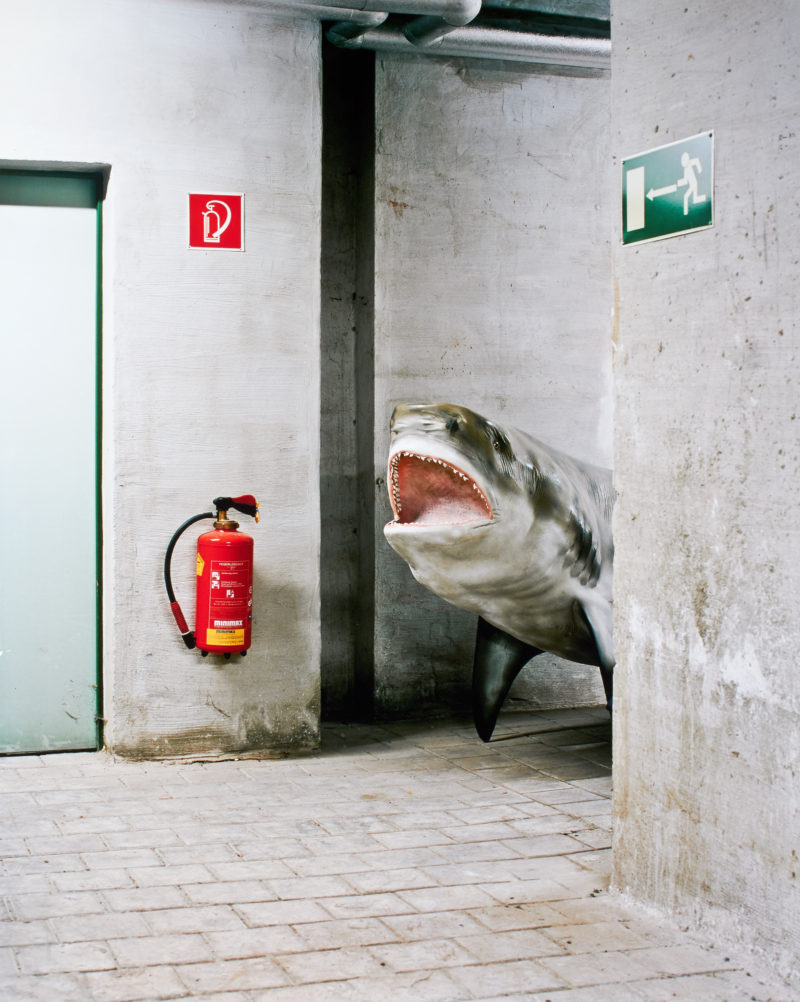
top-left (2, 0), bottom-right (322, 755)
top-left (611, 1), bottom-right (800, 983)
top-left (373, 53), bottom-right (613, 713)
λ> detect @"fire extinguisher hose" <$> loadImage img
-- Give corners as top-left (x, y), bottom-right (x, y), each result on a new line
top-left (164, 511), bottom-right (214, 649)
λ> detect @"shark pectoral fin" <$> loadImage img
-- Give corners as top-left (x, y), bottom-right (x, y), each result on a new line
top-left (575, 600), bottom-right (615, 712)
top-left (472, 617), bottom-right (542, 743)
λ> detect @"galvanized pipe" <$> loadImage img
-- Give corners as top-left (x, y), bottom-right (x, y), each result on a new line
top-left (256, 0), bottom-right (478, 22)
top-left (329, 22), bottom-right (611, 68)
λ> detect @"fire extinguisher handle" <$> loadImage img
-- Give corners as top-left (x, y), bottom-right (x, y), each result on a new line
top-left (164, 511), bottom-right (215, 649)
top-left (215, 495), bottom-right (259, 521)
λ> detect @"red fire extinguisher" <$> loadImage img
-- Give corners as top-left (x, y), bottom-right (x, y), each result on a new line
top-left (164, 495), bottom-right (259, 658)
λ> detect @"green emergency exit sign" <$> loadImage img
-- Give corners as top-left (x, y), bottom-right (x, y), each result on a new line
top-left (622, 131), bottom-right (714, 245)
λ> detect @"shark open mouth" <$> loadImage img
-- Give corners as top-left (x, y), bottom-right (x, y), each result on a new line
top-left (389, 452), bottom-right (493, 526)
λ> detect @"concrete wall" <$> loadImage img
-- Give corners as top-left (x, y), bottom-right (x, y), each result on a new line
top-left (2, 0), bottom-right (322, 756)
top-left (372, 53), bottom-right (613, 715)
top-left (611, 1), bottom-right (800, 982)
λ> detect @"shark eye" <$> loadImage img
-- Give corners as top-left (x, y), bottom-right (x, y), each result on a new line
top-left (488, 425), bottom-right (512, 458)
top-left (446, 416), bottom-right (460, 434)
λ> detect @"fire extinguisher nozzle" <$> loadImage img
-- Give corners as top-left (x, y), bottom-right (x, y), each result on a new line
top-left (183, 633), bottom-right (197, 650)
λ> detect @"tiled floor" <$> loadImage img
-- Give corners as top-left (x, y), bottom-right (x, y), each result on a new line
top-left (0, 708), bottom-right (793, 1001)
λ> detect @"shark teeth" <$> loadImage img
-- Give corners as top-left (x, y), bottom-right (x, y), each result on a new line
top-left (388, 451), bottom-right (492, 525)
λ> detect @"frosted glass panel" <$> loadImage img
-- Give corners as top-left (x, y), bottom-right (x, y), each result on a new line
top-left (0, 200), bottom-right (98, 753)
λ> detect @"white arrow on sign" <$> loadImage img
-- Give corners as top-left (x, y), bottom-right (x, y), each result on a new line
top-left (647, 183), bottom-right (678, 200)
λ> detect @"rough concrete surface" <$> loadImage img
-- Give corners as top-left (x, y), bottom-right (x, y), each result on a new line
top-left (1, 709), bottom-right (792, 1001)
top-left (611, 0), bottom-right (800, 980)
top-left (373, 52), bottom-right (612, 715)
top-left (1, 0), bottom-right (323, 758)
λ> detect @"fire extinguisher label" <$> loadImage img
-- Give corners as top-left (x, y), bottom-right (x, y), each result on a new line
top-left (206, 628), bottom-right (245, 646)
top-left (207, 559), bottom-right (251, 629)
top-left (196, 552), bottom-right (205, 576)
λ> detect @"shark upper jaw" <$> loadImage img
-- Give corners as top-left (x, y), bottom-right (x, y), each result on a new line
top-left (385, 442), bottom-right (495, 534)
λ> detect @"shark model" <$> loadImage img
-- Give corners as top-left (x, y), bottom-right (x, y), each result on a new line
top-left (384, 403), bottom-right (615, 741)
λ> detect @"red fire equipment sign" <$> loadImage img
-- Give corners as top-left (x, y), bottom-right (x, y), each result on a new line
top-left (188, 193), bottom-right (244, 251)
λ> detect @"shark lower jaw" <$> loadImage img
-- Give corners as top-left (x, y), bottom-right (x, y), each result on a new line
top-left (387, 449), bottom-right (493, 530)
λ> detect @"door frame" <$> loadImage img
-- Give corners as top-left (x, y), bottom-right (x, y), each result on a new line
top-left (0, 164), bottom-right (108, 752)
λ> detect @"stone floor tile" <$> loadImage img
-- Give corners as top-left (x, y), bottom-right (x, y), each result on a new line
top-left (157, 842), bottom-right (240, 866)
top-left (0, 972), bottom-right (90, 1002)
top-left (0, 946), bottom-right (17, 976)
top-left (176, 956), bottom-right (288, 993)
top-left (467, 900), bottom-right (570, 931)
top-left (276, 944), bottom-right (386, 983)
top-left (432, 839), bottom-right (523, 864)
top-left (7, 891), bottom-right (106, 921)
top-left (318, 890), bottom-right (418, 920)
top-left (506, 812), bottom-right (588, 836)
top-left (144, 903), bottom-right (246, 935)
top-left (542, 919), bottom-right (654, 953)
top-left (506, 852), bottom-right (586, 882)
top-left (525, 985), bottom-right (645, 1002)
top-left (49, 869), bottom-right (135, 893)
top-left (3, 854), bottom-right (86, 877)
top-left (205, 923), bottom-right (310, 958)
top-left (15, 940), bottom-right (116, 976)
top-left (539, 947), bottom-right (656, 986)
top-left (83, 964), bottom-right (189, 1001)
top-left (498, 832), bottom-right (590, 857)
top-left (279, 854), bottom-right (369, 877)
top-left (626, 943), bottom-right (740, 977)
top-left (251, 981), bottom-right (361, 1002)
top-left (0, 920), bottom-right (55, 948)
top-left (456, 927), bottom-right (567, 963)
top-left (369, 936), bottom-right (476, 972)
top-left (343, 969), bottom-right (467, 1002)
top-left (0, 874), bottom-right (52, 896)
top-left (628, 972), bottom-right (794, 1001)
top-left (550, 893), bottom-right (647, 925)
top-left (381, 908), bottom-right (486, 942)
top-left (420, 859), bottom-right (523, 887)
top-left (80, 848), bottom-right (162, 870)
top-left (126, 862), bottom-right (214, 887)
top-left (181, 880), bottom-right (276, 906)
top-left (109, 932), bottom-right (213, 967)
top-left (480, 877), bottom-right (574, 904)
top-left (569, 826), bottom-right (613, 849)
top-left (716, 968), bottom-right (799, 1002)
top-left (49, 911), bottom-right (151, 943)
top-left (440, 821), bottom-right (522, 843)
top-left (268, 874), bottom-right (356, 900)
top-left (103, 885), bottom-right (187, 912)
top-left (344, 865), bottom-right (436, 894)
top-left (449, 957), bottom-right (567, 996)
top-left (234, 899), bottom-right (332, 927)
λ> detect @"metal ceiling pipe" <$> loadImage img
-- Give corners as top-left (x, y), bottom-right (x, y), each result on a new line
top-left (403, 6), bottom-right (480, 47)
top-left (328, 22), bottom-right (611, 68)
top-left (259, 0), bottom-right (479, 19)
top-left (251, 0), bottom-right (481, 43)
top-left (247, 0), bottom-right (387, 22)
top-left (325, 10), bottom-right (389, 42)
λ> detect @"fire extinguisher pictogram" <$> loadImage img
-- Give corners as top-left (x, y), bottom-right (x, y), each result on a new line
top-left (164, 495), bottom-right (259, 658)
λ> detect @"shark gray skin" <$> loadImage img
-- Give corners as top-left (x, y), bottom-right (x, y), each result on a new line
top-left (384, 403), bottom-right (615, 742)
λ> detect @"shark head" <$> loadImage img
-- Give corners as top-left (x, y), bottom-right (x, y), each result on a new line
top-left (383, 403), bottom-right (549, 608)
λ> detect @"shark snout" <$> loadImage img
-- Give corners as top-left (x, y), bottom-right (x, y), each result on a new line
top-left (390, 403), bottom-right (471, 437)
